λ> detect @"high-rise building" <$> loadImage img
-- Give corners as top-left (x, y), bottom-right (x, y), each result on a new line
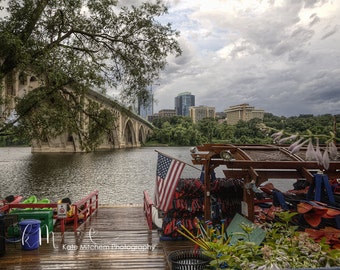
top-left (137, 87), bottom-right (154, 119)
top-left (189, 106), bottom-right (215, 123)
top-left (175, 92), bottom-right (195, 116)
top-left (138, 99), bottom-right (153, 119)
top-left (225, 103), bottom-right (264, 125)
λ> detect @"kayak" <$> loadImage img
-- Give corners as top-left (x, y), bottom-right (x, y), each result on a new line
top-left (0, 195), bottom-right (23, 212)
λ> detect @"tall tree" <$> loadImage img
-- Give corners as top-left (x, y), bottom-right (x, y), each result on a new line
top-left (197, 117), bottom-right (218, 143)
top-left (0, 0), bottom-right (181, 150)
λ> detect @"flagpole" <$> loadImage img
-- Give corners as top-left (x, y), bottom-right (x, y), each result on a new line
top-left (154, 149), bottom-right (201, 171)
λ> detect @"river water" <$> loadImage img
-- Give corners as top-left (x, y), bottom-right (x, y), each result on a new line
top-left (0, 147), bottom-right (295, 205)
top-left (0, 147), bottom-right (202, 205)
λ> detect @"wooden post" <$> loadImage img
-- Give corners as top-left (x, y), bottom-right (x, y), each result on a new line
top-left (243, 175), bottom-right (255, 221)
top-left (61, 218), bottom-right (65, 234)
top-left (204, 160), bottom-right (211, 222)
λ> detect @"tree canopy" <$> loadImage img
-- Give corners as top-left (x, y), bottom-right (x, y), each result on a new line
top-left (0, 0), bottom-right (181, 150)
top-left (147, 114), bottom-right (339, 147)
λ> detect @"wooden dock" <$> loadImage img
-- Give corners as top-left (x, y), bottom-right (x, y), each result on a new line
top-left (1, 206), bottom-right (193, 269)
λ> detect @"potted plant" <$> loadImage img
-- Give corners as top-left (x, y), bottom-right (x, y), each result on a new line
top-left (176, 212), bottom-right (340, 269)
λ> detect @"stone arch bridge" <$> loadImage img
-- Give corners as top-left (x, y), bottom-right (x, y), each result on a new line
top-left (1, 72), bottom-right (153, 152)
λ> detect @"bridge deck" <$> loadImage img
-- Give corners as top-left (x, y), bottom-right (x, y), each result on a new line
top-left (1, 206), bottom-right (193, 269)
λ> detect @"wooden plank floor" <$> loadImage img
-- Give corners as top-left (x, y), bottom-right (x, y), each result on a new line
top-left (0, 206), bottom-right (193, 270)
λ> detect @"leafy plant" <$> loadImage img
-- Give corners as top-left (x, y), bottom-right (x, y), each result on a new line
top-left (257, 121), bottom-right (339, 170)
top-left (176, 212), bottom-right (340, 269)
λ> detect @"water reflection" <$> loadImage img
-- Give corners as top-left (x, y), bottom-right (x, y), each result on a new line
top-left (0, 147), bottom-right (295, 205)
top-left (0, 147), bottom-right (199, 205)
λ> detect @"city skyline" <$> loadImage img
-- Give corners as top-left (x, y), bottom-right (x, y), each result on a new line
top-left (154, 91), bottom-right (264, 115)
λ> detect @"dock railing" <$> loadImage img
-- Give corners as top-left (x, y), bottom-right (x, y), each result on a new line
top-left (1, 190), bottom-right (99, 233)
top-left (143, 190), bottom-right (153, 230)
top-left (72, 190), bottom-right (99, 231)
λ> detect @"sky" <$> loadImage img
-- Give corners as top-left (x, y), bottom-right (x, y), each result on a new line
top-left (1, 0), bottom-right (339, 117)
top-left (152, 0), bottom-right (340, 116)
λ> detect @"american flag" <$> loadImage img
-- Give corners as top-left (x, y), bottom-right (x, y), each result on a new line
top-left (155, 152), bottom-right (185, 212)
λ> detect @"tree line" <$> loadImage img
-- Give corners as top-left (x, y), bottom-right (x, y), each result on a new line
top-left (1, 113), bottom-right (338, 147)
top-left (147, 113), bottom-right (340, 146)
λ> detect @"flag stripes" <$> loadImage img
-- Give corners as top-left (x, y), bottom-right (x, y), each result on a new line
top-left (155, 152), bottom-right (185, 212)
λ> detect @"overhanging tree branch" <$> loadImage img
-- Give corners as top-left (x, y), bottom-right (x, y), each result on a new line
top-left (0, 0), bottom-right (181, 150)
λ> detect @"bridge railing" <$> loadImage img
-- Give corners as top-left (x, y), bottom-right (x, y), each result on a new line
top-left (143, 190), bottom-right (153, 230)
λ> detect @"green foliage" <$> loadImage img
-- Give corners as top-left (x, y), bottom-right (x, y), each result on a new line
top-left (0, 132), bottom-right (29, 146)
top-left (180, 212), bottom-right (340, 269)
top-left (255, 212), bottom-right (340, 269)
top-left (148, 114), bottom-right (339, 146)
top-left (86, 102), bottom-right (117, 151)
top-left (196, 117), bottom-right (218, 143)
top-left (263, 113), bottom-right (339, 144)
top-left (15, 86), bottom-right (74, 141)
top-left (0, 0), bottom-right (181, 150)
top-left (150, 116), bottom-right (203, 146)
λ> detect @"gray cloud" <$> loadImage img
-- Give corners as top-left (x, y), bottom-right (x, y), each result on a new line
top-left (321, 25), bottom-right (338, 39)
top-left (154, 0), bottom-right (340, 116)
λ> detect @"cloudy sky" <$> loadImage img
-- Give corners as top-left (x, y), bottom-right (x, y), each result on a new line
top-left (153, 0), bottom-right (340, 116)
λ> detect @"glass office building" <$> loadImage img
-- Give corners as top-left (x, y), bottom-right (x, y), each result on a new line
top-left (175, 92), bottom-right (195, 116)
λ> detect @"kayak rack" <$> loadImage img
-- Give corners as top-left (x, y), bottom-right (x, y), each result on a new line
top-left (1, 190), bottom-right (99, 233)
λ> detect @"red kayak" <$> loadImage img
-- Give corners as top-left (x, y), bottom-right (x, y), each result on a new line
top-left (0, 195), bottom-right (23, 212)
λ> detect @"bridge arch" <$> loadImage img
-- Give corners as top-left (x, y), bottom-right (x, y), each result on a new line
top-left (123, 119), bottom-right (136, 147)
top-left (138, 125), bottom-right (150, 145)
top-left (138, 125), bottom-right (147, 145)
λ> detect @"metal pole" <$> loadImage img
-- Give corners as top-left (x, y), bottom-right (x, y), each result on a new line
top-left (334, 115), bottom-right (337, 141)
